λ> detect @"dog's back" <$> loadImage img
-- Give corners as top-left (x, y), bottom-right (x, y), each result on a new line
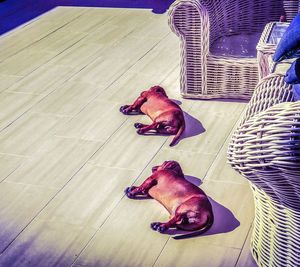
top-left (148, 169), bottom-right (209, 214)
top-left (141, 91), bottom-right (182, 119)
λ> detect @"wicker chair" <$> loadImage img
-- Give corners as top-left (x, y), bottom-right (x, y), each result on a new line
top-left (228, 73), bottom-right (300, 266)
top-left (168, 0), bottom-right (300, 100)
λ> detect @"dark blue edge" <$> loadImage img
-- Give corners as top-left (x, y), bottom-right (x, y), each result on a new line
top-left (0, 0), bottom-right (175, 35)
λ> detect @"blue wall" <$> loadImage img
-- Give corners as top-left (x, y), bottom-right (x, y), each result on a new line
top-left (0, 0), bottom-right (175, 35)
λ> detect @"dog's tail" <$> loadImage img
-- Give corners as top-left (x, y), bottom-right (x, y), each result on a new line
top-left (169, 123), bottom-right (185, 147)
top-left (172, 215), bottom-right (213, 240)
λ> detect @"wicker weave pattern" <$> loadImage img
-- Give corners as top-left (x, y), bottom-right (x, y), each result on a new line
top-left (256, 23), bottom-right (278, 79)
top-left (251, 184), bottom-right (300, 267)
top-left (168, 0), bottom-right (300, 99)
top-left (228, 74), bottom-right (300, 266)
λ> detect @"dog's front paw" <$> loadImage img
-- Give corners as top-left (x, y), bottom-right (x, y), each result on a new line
top-left (137, 129), bottom-right (144, 135)
top-left (150, 222), bottom-right (167, 233)
top-left (120, 105), bottom-right (130, 114)
top-left (124, 186), bottom-right (136, 199)
top-left (134, 123), bottom-right (143, 129)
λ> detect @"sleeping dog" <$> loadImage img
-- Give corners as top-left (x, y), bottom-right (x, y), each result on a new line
top-left (125, 161), bottom-right (214, 239)
top-left (120, 86), bottom-right (185, 146)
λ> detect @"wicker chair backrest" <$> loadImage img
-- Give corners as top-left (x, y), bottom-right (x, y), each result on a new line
top-left (200, 0), bottom-right (299, 43)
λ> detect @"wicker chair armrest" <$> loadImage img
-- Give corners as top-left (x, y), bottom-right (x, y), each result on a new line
top-left (239, 74), bottom-right (294, 125)
top-left (228, 73), bottom-right (300, 209)
top-left (228, 99), bottom-right (300, 209)
top-left (229, 100), bottom-right (300, 178)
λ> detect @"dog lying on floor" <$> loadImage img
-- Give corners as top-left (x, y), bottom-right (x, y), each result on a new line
top-left (120, 86), bottom-right (185, 146)
top-left (125, 161), bottom-right (214, 239)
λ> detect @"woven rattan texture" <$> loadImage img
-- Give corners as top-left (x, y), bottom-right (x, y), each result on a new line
top-left (228, 74), bottom-right (300, 266)
top-left (168, 0), bottom-right (300, 99)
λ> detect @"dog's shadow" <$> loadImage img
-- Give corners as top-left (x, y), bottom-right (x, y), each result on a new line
top-left (178, 111), bottom-right (206, 143)
top-left (185, 175), bottom-right (202, 186)
top-left (136, 110), bottom-right (205, 144)
top-left (161, 176), bottom-right (240, 239)
top-left (171, 100), bottom-right (206, 144)
top-left (163, 197), bottom-right (240, 239)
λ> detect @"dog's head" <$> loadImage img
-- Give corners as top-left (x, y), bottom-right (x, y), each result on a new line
top-left (152, 160), bottom-right (184, 176)
top-left (149, 86), bottom-right (168, 98)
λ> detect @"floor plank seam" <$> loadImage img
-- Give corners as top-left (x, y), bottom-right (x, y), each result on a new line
top-left (151, 236), bottom-right (171, 267)
top-left (0, 169), bottom-right (21, 184)
top-left (234, 223), bottom-right (254, 267)
top-left (0, 152), bottom-right (29, 159)
top-left (0, 180), bottom-right (60, 191)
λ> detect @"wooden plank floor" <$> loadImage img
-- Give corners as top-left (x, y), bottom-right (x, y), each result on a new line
top-left (0, 6), bottom-right (257, 267)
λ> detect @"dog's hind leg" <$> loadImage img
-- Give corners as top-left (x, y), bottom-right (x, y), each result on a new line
top-left (125, 175), bottom-right (157, 199)
top-left (136, 122), bottom-right (160, 134)
top-left (151, 214), bottom-right (184, 233)
top-left (157, 125), bottom-right (177, 135)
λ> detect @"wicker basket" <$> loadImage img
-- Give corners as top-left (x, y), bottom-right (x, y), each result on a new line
top-left (228, 74), bottom-right (300, 266)
top-left (168, 0), bottom-right (300, 100)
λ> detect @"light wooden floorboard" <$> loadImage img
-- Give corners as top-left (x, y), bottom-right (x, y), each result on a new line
top-left (0, 92), bottom-right (43, 131)
top-left (0, 48), bottom-right (56, 76)
top-left (0, 182), bottom-right (57, 253)
top-left (0, 20), bottom-right (68, 61)
top-left (0, 75), bottom-right (24, 92)
top-left (55, 99), bottom-right (127, 142)
top-left (0, 112), bottom-right (67, 156)
top-left (37, 6), bottom-right (88, 25)
top-left (6, 64), bottom-right (77, 96)
top-left (0, 6), bottom-right (256, 267)
top-left (153, 243), bottom-right (241, 267)
top-left (31, 81), bottom-right (104, 116)
top-left (236, 226), bottom-right (258, 267)
top-left (5, 137), bottom-right (103, 189)
top-left (0, 154), bottom-right (25, 183)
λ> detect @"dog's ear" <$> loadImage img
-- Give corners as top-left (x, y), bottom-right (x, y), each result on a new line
top-left (162, 161), bottom-right (179, 170)
top-left (152, 86), bottom-right (168, 98)
top-left (152, 165), bottom-right (159, 173)
top-left (164, 161), bottom-right (184, 177)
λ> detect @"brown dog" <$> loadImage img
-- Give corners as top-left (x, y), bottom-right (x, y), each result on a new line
top-left (120, 86), bottom-right (185, 146)
top-left (125, 161), bottom-right (214, 239)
